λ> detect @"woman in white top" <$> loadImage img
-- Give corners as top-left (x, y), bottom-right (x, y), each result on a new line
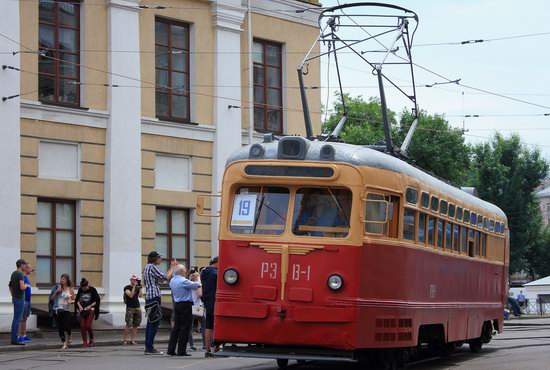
top-left (49, 273), bottom-right (75, 349)
top-left (187, 269), bottom-right (205, 351)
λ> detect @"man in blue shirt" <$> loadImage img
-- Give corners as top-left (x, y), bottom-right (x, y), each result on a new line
top-left (167, 264), bottom-right (201, 356)
top-left (18, 263), bottom-right (33, 343)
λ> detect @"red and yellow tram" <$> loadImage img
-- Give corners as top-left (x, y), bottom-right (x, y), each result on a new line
top-left (208, 136), bottom-right (508, 368)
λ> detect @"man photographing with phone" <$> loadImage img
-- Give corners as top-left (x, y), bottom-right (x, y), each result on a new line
top-left (143, 251), bottom-right (178, 355)
top-left (123, 273), bottom-right (143, 345)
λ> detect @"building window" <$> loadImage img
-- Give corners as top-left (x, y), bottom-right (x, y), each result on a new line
top-left (38, 0), bottom-right (80, 106)
top-left (36, 199), bottom-right (76, 286)
top-left (253, 39), bottom-right (283, 134)
top-left (155, 18), bottom-right (190, 122)
top-left (155, 208), bottom-right (190, 272)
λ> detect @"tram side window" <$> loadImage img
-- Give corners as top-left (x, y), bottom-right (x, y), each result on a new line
top-left (431, 196), bottom-right (439, 212)
top-left (437, 219), bottom-right (444, 248)
top-left (464, 210), bottom-right (471, 224)
top-left (418, 212), bottom-right (426, 243)
top-left (490, 219), bottom-right (495, 232)
top-left (474, 231), bottom-right (480, 256)
top-left (428, 216), bottom-right (435, 246)
top-left (484, 217), bottom-right (489, 230)
top-left (456, 206), bottom-right (463, 221)
top-left (403, 208), bottom-right (416, 241)
top-left (461, 226), bottom-right (467, 253)
top-left (468, 228), bottom-right (474, 257)
top-left (471, 213), bottom-right (477, 226)
top-left (445, 222), bottom-right (452, 250)
top-left (440, 200), bottom-right (448, 216)
top-left (292, 187), bottom-right (352, 238)
top-left (421, 192), bottom-right (429, 208)
top-left (449, 203), bottom-right (456, 218)
top-left (481, 233), bottom-right (487, 257)
top-left (453, 224), bottom-right (460, 252)
top-left (478, 215), bottom-right (483, 228)
top-left (496, 222), bottom-right (501, 234)
top-left (364, 193), bottom-right (388, 235)
top-left (230, 186), bottom-right (290, 235)
top-left (406, 188), bottom-right (418, 205)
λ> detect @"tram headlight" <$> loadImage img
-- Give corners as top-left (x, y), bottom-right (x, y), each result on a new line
top-left (327, 274), bottom-right (343, 291)
top-left (223, 268), bottom-right (239, 285)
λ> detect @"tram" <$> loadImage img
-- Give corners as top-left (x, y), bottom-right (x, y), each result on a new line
top-left (201, 3), bottom-right (509, 368)
top-left (206, 136), bottom-right (508, 368)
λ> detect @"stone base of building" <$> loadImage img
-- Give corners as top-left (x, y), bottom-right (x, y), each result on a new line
top-left (0, 301), bottom-right (37, 332)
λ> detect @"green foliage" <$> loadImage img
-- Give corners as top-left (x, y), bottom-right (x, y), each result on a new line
top-left (470, 133), bottom-right (549, 274)
top-left (322, 93), bottom-right (396, 145)
top-left (397, 110), bottom-right (471, 184)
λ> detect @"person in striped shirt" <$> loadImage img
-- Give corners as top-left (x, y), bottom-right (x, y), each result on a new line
top-left (143, 251), bottom-right (177, 355)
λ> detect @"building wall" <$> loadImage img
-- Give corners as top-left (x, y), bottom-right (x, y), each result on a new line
top-left (0, 0), bottom-right (321, 329)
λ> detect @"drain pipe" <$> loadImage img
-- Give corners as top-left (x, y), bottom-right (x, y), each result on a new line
top-left (247, 0), bottom-right (254, 145)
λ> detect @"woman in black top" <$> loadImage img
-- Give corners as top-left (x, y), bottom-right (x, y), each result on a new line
top-left (75, 278), bottom-right (100, 348)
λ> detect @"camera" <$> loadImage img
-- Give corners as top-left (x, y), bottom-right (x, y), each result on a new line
top-left (136, 279), bottom-right (142, 287)
top-left (189, 269), bottom-right (197, 275)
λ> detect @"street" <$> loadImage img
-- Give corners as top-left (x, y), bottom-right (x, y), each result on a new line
top-left (1, 322), bottom-right (549, 370)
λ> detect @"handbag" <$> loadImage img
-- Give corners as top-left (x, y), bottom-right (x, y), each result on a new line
top-left (192, 304), bottom-right (205, 318)
top-left (145, 301), bottom-right (162, 323)
top-left (80, 309), bottom-right (90, 318)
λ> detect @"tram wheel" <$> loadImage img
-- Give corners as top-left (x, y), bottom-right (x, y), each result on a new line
top-left (276, 359), bottom-right (289, 369)
top-left (469, 338), bottom-right (483, 353)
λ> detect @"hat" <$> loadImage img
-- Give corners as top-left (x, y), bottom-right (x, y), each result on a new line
top-left (130, 273), bottom-right (139, 280)
top-left (210, 256), bottom-right (218, 265)
top-left (16, 259), bottom-right (27, 268)
top-left (147, 251), bottom-right (161, 262)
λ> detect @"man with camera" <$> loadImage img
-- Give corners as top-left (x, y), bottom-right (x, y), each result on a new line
top-left (143, 251), bottom-right (177, 355)
top-left (123, 273), bottom-right (143, 345)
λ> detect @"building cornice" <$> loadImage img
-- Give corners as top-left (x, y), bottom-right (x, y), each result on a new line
top-left (20, 100), bottom-right (109, 129)
top-left (141, 117), bottom-right (216, 142)
top-left (108, 0), bottom-right (141, 12)
top-left (248, 0), bottom-right (321, 27)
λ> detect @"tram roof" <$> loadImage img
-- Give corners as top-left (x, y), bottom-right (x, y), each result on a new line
top-left (227, 140), bottom-right (506, 220)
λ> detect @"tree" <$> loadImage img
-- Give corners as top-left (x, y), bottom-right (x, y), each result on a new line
top-left (396, 110), bottom-right (471, 185)
top-left (470, 133), bottom-right (549, 274)
top-left (322, 93), bottom-right (396, 145)
top-left (323, 94), bottom-right (471, 184)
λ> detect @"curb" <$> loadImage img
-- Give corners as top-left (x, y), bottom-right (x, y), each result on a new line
top-left (0, 338), bottom-right (171, 353)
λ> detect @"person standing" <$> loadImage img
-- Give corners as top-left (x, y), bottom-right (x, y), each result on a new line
top-left (167, 265), bottom-right (201, 356)
top-left (517, 290), bottom-right (526, 308)
top-left (8, 259), bottom-right (27, 345)
top-left (201, 256), bottom-right (218, 357)
top-left (123, 273), bottom-right (143, 345)
top-left (143, 251), bottom-right (177, 355)
top-left (49, 273), bottom-right (75, 349)
top-left (188, 268), bottom-right (204, 352)
top-left (75, 278), bottom-right (100, 348)
top-left (18, 263), bottom-right (33, 343)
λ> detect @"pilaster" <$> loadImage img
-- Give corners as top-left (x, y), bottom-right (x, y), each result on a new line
top-left (0, 0), bottom-right (23, 331)
top-left (210, 0), bottom-right (247, 257)
top-left (102, 0), bottom-right (142, 326)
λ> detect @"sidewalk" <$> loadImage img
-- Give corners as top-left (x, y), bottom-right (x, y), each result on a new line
top-left (503, 315), bottom-right (550, 326)
top-left (0, 322), bottom-right (205, 353)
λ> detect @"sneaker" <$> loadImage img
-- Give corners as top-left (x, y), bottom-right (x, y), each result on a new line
top-left (205, 351), bottom-right (214, 358)
top-left (21, 336), bottom-right (32, 343)
top-left (144, 349), bottom-right (164, 355)
top-left (190, 346), bottom-right (197, 351)
top-left (88, 340), bottom-right (94, 348)
top-left (11, 341), bottom-right (25, 346)
top-left (61, 342), bottom-right (68, 349)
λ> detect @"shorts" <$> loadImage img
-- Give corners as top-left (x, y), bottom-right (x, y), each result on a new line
top-left (125, 307), bottom-right (142, 327)
top-left (205, 307), bottom-right (215, 330)
top-left (22, 301), bottom-right (31, 320)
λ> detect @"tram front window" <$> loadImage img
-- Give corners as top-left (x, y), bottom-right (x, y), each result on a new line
top-left (292, 187), bottom-right (352, 237)
top-left (230, 186), bottom-right (289, 235)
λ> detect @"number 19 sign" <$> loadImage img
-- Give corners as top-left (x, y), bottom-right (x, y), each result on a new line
top-left (231, 194), bottom-right (257, 226)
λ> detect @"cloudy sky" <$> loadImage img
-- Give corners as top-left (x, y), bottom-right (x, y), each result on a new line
top-left (316, 0), bottom-right (550, 161)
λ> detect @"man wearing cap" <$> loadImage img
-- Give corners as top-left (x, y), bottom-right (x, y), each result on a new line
top-left (122, 273), bottom-right (143, 345)
top-left (18, 263), bottom-right (34, 343)
top-left (8, 259), bottom-right (28, 345)
top-left (143, 251), bottom-right (177, 355)
top-left (201, 256), bottom-right (218, 357)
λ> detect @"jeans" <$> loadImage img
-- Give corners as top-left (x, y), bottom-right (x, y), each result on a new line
top-left (145, 297), bottom-right (161, 351)
top-left (11, 299), bottom-right (25, 343)
top-left (79, 309), bottom-right (95, 344)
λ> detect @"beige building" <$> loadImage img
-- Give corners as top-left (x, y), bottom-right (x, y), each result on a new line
top-left (0, 0), bottom-right (321, 329)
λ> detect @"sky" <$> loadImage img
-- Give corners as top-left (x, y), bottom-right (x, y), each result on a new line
top-left (315, 0), bottom-right (550, 162)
